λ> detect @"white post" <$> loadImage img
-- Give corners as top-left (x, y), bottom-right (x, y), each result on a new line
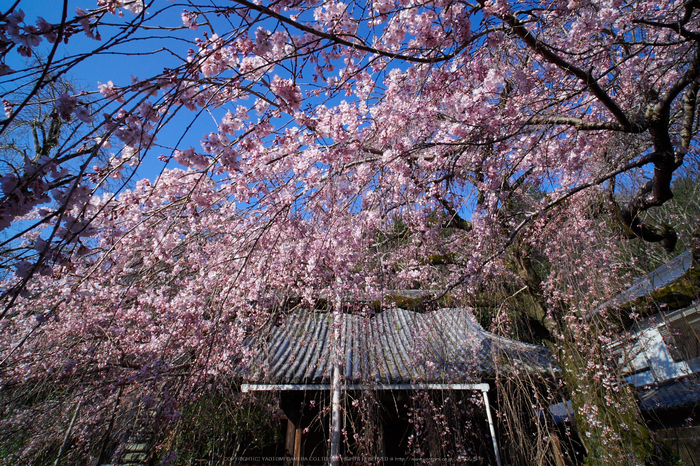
top-left (482, 387), bottom-right (502, 466)
top-left (329, 301), bottom-right (342, 466)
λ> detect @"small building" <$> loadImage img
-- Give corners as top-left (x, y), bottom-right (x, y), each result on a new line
top-left (240, 306), bottom-right (558, 465)
top-left (598, 249), bottom-right (700, 464)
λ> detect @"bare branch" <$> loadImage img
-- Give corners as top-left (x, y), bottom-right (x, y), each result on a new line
top-left (232, 0), bottom-right (463, 64)
top-left (0, 0), bottom-right (69, 135)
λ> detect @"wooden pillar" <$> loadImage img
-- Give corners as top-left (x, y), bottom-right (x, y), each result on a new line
top-left (285, 418), bottom-right (296, 466)
top-left (284, 416), bottom-right (303, 466)
top-left (294, 427), bottom-right (302, 466)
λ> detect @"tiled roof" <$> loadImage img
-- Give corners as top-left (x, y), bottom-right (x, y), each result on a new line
top-left (598, 250), bottom-right (694, 312)
top-left (548, 377), bottom-right (700, 424)
top-left (241, 308), bottom-right (554, 384)
top-left (637, 376), bottom-right (700, 411)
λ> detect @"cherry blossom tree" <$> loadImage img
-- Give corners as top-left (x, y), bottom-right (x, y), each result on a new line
top-left (1, 0), bottom-right (699, 463)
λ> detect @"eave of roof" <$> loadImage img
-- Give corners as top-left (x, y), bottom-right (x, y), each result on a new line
top-left (587, 249), bottom-right (698, 322)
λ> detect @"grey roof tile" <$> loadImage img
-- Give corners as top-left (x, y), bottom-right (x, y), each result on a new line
top-left (241, 308), bottom-right (554, 384)
top-left (589, 250), bottom-right (695, 320)
top-left (638, 376), bottom-right (700, 411)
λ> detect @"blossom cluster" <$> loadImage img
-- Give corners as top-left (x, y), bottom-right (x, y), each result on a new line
top-left (1, 0), bottom-right (698, 462)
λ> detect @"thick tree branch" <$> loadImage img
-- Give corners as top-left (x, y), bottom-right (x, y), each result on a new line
top-left (526, 116), bottom-right (643, 132)
top-left (632, 0), bottom-right (700, 39)
top-left (616, 43), bottom-right (700, 251)
top-left (632, 19), bottom-right (700, 40)
top-left (497, 10), bottom-right (638, 131)
top-left (681, 80), bottom-right (699, 149)
top-left (650, 42), bottom-right (700, 124)
top-left (439, 150), bottom-right (664, 302)
top-left (437, 197), bottom-right (473, 232)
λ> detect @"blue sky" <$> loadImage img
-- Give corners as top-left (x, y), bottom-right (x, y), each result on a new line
top-left (2, 1), bottom-right (220, 183)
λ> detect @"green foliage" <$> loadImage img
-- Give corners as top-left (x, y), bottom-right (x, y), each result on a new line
top-left (667, 451), bottom-right (686, 466)
top-left (0, 435), bottom-right (27, 465)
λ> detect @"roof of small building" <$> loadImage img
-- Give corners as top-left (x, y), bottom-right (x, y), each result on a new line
top-left (637, 375), bottom-right (700, 411)
top-left (548, 376), bottom-right (700, 424)
top-left (241, 307), bottom-right (555, 385)
top-left (588, 249), bottom-right (697, 321)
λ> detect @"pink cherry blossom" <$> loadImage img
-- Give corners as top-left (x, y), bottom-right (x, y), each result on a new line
top-left (1, 0), bottom-right (698, 463)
